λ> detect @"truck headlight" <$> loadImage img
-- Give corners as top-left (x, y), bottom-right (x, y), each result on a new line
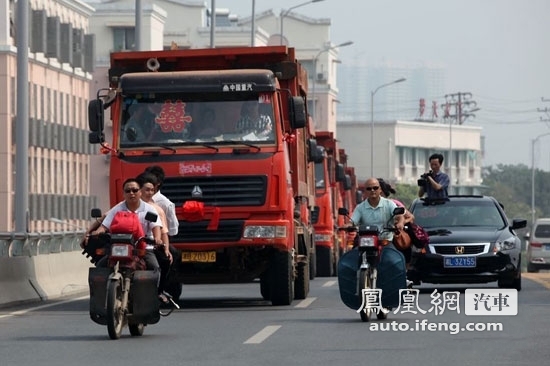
top-left (243, 226), bottom-right (287, 238)
top-left (314, 234), bottom-right (332, 242)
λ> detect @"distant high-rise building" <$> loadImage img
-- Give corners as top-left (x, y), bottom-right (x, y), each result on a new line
top-left (338, 62), bottom-right (447, 122)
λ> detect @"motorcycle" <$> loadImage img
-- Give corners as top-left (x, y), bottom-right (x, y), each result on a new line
top-left (337, 206), bottom-right (406, 322)
top-left (83, 209), bottom-right (178, 340)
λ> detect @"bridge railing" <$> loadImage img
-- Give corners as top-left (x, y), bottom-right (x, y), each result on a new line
top-left (0, 231), bottom-right (85, 257)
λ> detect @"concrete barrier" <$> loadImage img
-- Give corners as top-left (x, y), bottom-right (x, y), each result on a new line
top-left (0, 231), bottom-right (91, 308)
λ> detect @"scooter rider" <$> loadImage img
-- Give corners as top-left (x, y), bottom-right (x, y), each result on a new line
top-left (349, 177), bottom-right (405, 242)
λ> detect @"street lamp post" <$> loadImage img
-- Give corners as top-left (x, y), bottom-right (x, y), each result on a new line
top-left (370, 78), bottom-right (406, 177)
top-left (531, 132), bottom-right (550, 226)
top-left (280, 0), bottom-right (325, 45)
top-left (311, 41), bottom-right (353, 120)
top-left (251, 0), bottom-right (256, 46)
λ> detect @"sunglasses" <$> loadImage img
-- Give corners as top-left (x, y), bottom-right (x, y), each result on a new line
top-left (365, 186), bottom-right (379, 191)
top-left (124, 188), bottom-right (140, 194)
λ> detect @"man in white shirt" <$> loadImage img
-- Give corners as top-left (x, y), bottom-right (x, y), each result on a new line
top-left (144, 165), bottom-right (179, 237)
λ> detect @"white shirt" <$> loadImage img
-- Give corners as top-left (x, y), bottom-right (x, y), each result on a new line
top-left (153, 191), bottom-right (179, 236)
top-left (102, 200), bottom-right (163, 238)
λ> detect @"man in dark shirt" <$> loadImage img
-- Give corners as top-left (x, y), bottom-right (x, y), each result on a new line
top-left (418, 153), bottom-right (450, 199)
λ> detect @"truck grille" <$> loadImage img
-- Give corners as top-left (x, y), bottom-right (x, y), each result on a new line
top-left (162, 175), bottom-right (267, 207)
top-left (172, 220), bottom-right (244, 243)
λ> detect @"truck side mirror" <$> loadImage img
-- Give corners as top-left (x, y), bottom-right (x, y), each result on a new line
top-left (356, 191), bottom-right (363, 204)
top-left (335, 163), bottom-right (345, 182)
top-left (88, 131), bottom-right (105, 144)
top-left (307, 139), bottom-right (319, 162)
top-left (313, 146), bottom-right (325, 163)
top-left (88, 99), bottom-right (104, 132)
top-left (289, 96), bottom-right (306, 129)
top-left (338, 207), bottom-right (349, 216)
top-left (343, 174), bottom-right (352, 191)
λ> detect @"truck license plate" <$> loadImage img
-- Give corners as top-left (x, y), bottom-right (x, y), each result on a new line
top-left (444, 256), bottom-right (476, 268)
top-left (182, 251), bottom-right (216, 263)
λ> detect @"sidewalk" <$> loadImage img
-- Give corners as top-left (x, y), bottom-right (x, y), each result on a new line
top-left (523, 272), bottom-right (550, 290)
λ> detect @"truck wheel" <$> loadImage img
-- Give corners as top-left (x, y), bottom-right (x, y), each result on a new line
top-left (294, 262), bottom-right (310, 300)
top-left (270, 251), bottom-right (294, 306)
top-left (260, 272), bottom-right (271, 300)
top-left (309, 251), bottom-right (316, 280)
top-left (316, 246), bottom-right (333, 277)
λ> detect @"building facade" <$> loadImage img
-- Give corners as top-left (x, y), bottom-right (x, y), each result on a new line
top-left (337, 120), bottom-right (484, 194)
top-left (1, 0), bottom-right (96, 232)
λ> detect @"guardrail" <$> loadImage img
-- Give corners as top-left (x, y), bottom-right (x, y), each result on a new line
top-left (0, 231), bottom-right (85, 257)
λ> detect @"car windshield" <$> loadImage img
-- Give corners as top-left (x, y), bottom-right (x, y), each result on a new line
top-left (412, 200), bottom-right (507, 229)
top-left (118, 95), bottom-right (276, 148)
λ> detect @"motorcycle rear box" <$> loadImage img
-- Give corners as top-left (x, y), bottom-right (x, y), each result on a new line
top-left (88, 267), bottom-right (110, 325)
top-left (130, 270), bottom-right (161, 324)
top-left (337, 248), bottom-right (361, 310)
top-left (377, 244), bottom-right (407, 308)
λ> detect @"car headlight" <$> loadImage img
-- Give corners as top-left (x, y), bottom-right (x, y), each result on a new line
top-left (359, 237), bottom-right (376, 247)
top-left (494, 237), bottom-right (516, 252)
top-left (243, 225), bottom-right (287, 238)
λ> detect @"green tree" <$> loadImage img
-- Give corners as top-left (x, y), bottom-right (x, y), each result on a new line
top-left (482, 164), bottom-right (550, 227)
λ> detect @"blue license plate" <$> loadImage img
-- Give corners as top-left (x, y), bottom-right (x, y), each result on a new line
top-left (444, 256), bottom-right (476, 268)
top-left (544, 244), bottom-right (550, 251)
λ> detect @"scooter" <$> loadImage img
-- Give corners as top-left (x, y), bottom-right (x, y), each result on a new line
top-left (337, 206), bottom-right (405, 322)
top-left (83, 209), bottom-right (178, 340)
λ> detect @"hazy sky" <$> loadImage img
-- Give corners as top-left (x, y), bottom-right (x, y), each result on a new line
top-left (216, 0), bottom-right (550, 170)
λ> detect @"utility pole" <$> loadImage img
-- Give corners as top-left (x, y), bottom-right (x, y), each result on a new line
top-left (442, 92), bottom-right (479, 187)
top-left (539, 97), bottom-right (550, 124)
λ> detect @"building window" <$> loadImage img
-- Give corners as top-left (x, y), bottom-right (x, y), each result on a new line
top-left (113, 27), bottom-right (135, 51)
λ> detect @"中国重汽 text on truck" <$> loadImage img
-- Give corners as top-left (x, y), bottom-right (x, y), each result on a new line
top-left (87, 46), bottom-right (319, 306)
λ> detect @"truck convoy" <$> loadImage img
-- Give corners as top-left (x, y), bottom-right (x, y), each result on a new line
top-left (312, 131), bottom-right (360, 276)
top-left (87, 46), bottom-right (320, 306)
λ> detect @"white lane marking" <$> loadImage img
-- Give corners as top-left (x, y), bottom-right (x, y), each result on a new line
top-left (0, 296), bottom-right (89, 320)
top-left (244, 325), bottom-right (281, 344)
top-left (322, 280), bottom-right (337, 287)
top-left (294, 297), bottom-right (317, 308)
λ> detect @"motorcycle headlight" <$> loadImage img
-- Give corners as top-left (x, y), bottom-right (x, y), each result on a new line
top-left (359, 237), bottom-right (376, 247)
top-left (111, 244), bottom-right (131, 257)
top-left (494, 237), bottom-right (516, 252)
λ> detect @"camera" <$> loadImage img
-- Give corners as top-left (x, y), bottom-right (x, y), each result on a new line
top-left (417, 171), bottom-right (433, 187)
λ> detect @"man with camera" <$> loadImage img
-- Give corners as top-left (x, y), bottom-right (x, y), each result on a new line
top-left (418, 153), bottom-right (449, 198)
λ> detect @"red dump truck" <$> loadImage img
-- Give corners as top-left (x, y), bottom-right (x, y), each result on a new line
top-left (87, 46), bottom-right (319, 305)
top-left (312, 131), bottom-right (348, 276)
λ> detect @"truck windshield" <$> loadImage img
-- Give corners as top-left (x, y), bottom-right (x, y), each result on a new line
top-left (118, 96), bottom-right (276, 148)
